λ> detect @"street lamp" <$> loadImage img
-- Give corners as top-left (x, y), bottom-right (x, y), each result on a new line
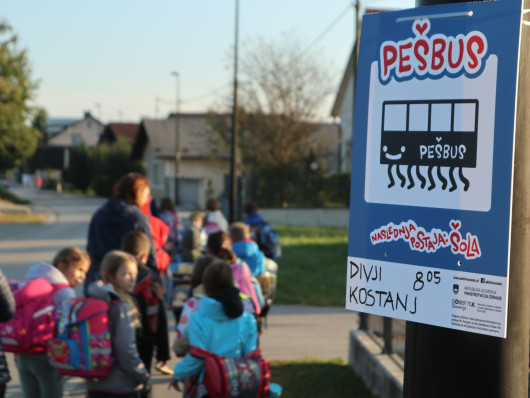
top-left (229, 0), bottom-right (240, 223)
top-left (171, 71), bottom-right (180, 206)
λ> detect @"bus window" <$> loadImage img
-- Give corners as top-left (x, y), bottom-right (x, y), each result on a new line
top-left (384, 104), bottom-right (407, 131)
top-left (431, 103), bottom-right (452, 132)
top-left (409, 104), bottom-right (429, 132)
top-left (454, 102), bottom-right (476, 132)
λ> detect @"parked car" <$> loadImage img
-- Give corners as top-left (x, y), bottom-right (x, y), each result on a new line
top-left (0, 174), bottom-right (10, 188)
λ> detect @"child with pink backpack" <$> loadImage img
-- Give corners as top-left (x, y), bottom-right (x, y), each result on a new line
top-left (206, 232), bottom-right (262, 316)
top-left (85, 250), bottom-right (149, 398)
top-left (13, 247), bottom-right (90, 398)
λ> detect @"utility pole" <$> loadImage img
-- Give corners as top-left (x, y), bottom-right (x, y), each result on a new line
top-left (404, 1), bottom-right (530, 397)
top-left (171, 71), bottom-right (181, 206)
top-left (229, 0), bottom-right (240, 223)
top-left (353, 1), bottom-right (361, 63)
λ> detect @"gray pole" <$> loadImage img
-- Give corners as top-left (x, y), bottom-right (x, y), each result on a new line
top-left (404, 1), bottom-right (530, 397)
top-left (229, 0), bottom-right (240, 223)
top-left (171, 71), bottom-right (180, 206)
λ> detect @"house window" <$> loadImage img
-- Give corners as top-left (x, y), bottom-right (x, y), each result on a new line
top-left (152, 162), bottom-right (163, 187)
top-left (71, 133), bottom-right (82, 146)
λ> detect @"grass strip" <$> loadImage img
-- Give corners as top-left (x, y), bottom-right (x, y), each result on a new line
top-left (0, 212), bottom-right (49, 224)
top-left (0, 187), bottom-right (31, 205)
top-left (270, 358), bottom-right (373, 398)
top-left (274, 225), bottom-right (348, 306)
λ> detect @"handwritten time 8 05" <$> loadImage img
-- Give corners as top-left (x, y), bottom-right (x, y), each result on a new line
top-left (414, 271), bottom-right (441, 291)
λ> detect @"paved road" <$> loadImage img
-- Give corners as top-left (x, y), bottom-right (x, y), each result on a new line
top-left (0, 187), bottom-right (360, 398)
top-left (0, 188), bottom-right (105, 281)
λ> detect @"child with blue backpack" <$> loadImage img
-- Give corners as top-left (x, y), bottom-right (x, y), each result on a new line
top-left (169, 261), bottom-right (258, 395)
top-left (16, 247), bottom-right (90, 398)
top-left (86, 250), bottom-right (149, 398)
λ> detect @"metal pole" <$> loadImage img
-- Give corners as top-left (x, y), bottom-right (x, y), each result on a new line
top-left (404, 1), bottom-right (530, 397)
top-left (382, 317), bottom-right (393, 354)
top-left (353, 0), bottom-right (361, 64)
top-left (171, 71), bottom-right (180, 206)
top-left (229, 0), bottom-right (239, 223)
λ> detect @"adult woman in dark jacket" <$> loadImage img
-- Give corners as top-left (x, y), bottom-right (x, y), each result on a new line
top-left (85, 173), bottom-right (159, 295)
top-left (0, 269), bottom-right (15, 398)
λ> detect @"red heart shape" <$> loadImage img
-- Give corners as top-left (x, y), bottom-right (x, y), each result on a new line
top-left (414, 21), bottom-right (428, 36)
top-left (450, 221), bottom-right (461, 230)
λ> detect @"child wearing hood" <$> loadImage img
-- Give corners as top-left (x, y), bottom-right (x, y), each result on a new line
top-left (169, 260), bottom-right (258, 394)
top-left (18, 247), bottom-right (90, 398)
top-left (86, 250), bottom-right (149, 398)
top-left (230, 222), bottom-right (266, 276)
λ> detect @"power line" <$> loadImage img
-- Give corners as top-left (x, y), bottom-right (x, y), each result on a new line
top-left (157, 83), bottom-right (231, 108)
top-left (300, 2), bottom-right (354, 56)
top-left (184, 82), bottom-right (231, 103)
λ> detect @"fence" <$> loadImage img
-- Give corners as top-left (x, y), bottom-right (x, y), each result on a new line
top-left (359, 313), bottom-right (406, 358)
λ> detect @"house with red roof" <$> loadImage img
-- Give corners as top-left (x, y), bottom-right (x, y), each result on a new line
top-left (99, 123), bottom-right (140, 144)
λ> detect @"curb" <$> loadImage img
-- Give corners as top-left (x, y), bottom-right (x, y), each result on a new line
top-left (0, 205), bottom-right (31, 214)
top-left (29, 205), bottom-right (58, 223)
top-left (0, 203), bottom-right (57, 223)
top-left (348, 330), bottom-right (404, 398)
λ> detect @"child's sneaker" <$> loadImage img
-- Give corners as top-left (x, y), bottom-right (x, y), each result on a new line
top-left (155, 361), bottom-right (174, 375)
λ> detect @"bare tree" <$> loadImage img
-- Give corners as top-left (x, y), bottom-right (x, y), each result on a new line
top-left (238, 34), bottom-right (333, 168)
top-left (208, 34), bottom-right (334, 205)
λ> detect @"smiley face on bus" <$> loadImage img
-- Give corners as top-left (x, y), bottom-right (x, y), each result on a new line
top-left (382, 145), bottom-right (406, 161)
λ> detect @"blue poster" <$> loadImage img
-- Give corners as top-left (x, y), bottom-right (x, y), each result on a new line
top-left (346, 0), bottom-right (522, 337)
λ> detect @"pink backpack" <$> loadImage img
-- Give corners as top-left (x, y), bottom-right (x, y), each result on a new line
top-left (0, 278), bottom-right (68, 353)
top-left (231, 262), bottom-right (261, 315)
top-left (47, 297), bottom-right (115, 379)
top-left (203, 221), bottom-right (222, 235)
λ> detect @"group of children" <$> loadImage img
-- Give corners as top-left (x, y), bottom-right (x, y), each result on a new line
top-left (0, 200), bottom-right (278, 398)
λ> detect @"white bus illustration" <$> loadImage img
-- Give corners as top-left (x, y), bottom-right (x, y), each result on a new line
top-left (381, 99), bottom-right (479, 192)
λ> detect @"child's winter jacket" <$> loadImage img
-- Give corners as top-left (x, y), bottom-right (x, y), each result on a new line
top-left (172, 290), bottom-right (257, 381)
top-left (86, 198), bottom-right (158, 291)
top-left (232, 240), bottom-right (266, 276)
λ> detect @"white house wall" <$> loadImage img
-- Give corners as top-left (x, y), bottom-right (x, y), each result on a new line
top-left (48, 118), bottom-right (103, 147)
top-left (180, 159), bottom-right (228, 204)
top-left (339, 77), bottom-right (355, 174)
top-left (143, 138), bottom-right (228, 209)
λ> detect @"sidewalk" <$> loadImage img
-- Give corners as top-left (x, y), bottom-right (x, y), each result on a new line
top-left (5, 305), bottom-right (358, 398)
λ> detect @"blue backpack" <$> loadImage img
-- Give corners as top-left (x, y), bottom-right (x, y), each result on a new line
top-left (250, 221), bottom-right (281, 261)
